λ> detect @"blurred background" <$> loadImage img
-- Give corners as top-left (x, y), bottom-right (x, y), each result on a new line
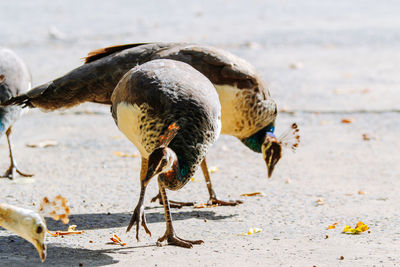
top-left (1, 1), bottom-right (400, 265)
top-left (1, 0), bottom-right (399, 112)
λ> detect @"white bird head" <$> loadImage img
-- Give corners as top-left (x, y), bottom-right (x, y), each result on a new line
top-left (0, 203), bottom-right (47, 262)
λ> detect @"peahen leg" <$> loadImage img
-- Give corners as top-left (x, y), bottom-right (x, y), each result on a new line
top-left (126, 157), bottom-right (151, 240)
top-left (200, 158), bottom-right (242, 206)
top-left (156, 177), bottom-right (203, 248)
top-left (1, 127), bottom-right (33, 179)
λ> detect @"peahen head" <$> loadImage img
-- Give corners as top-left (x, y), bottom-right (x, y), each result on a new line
top-left (144, 123), bottom-right (180, 184)
top-left (145, 146), bottom-right (177, 183)
top-left (262, 131), bottom-right (282, 178)
top-left (261, 123), bottom-right (300, 178)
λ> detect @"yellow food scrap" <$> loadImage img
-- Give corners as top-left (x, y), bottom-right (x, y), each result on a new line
top-left (113, 151), bottom-right (139, 158)
top-left (240, 192), bottom-right (265, 197)
top-left (190, 177), bottom-right (200, 182)
top-left (343, 221), bottom-right (369, 234)
top-left (67, 225), bottom-right (77, 232)
top-left (40, 195), bottom-right (70, 224)
top-left (208, 166), bottom-right (219, 173)
top-left (194, 203), bottom-right (218, 209)
top-left (237, 228), bottom-right (263, 236)
top-left (26, 139), bottom-right (59, 148)
top-left (316, 198), bottom-right (325, 205)
top-left (47, 226), bottom-right (85, 237)
top-left (328, 222), bottom-right (340, 229)
top-left (341, 118), bottom-right (354, 124)
top-left (110, 234), bottom-right (127, 246)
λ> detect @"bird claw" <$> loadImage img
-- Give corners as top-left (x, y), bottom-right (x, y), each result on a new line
top-left (1, 165), bottom-right (33, 179)
top-left (208, 198), bottom-right (243, 206)
top-left (126, 204), bottom-right (151, 241)
top-left (157, 231), bottom-right (203, 248)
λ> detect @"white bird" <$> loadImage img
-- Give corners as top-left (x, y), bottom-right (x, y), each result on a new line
top-left (0, 203), bottom-right (47, 262)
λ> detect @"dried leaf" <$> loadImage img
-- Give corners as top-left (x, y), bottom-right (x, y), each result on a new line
top-left (358, 190), bottom-right (366, 195)
top-left (237, 227), bottom-right (263, 236)
top-left (26, 140), bottom-right (58, 148)
top-left (240, 192), bottom-right (265, 197)
top-left (113, 151), bottom-right (139, 158)
top-left (343, 221), bottom-right (369, 234)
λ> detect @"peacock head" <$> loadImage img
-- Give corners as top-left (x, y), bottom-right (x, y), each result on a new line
top-left (144, 123), bottom-right (180, 184)
top-left (262, 123), bottom-right (300, 178)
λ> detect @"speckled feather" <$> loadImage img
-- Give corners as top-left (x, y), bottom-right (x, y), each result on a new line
top-left (112, 60), bottom-right (221, 190)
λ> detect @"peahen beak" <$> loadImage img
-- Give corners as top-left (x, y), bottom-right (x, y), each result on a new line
top-left (262, 136), bottom-right (282, 179)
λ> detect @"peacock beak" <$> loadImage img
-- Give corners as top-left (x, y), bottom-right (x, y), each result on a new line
top-left (34, 240), bottom-right (47, 262)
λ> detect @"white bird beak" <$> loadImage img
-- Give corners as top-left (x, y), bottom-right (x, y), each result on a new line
top-left (34, 240), bottom-right (47, 262)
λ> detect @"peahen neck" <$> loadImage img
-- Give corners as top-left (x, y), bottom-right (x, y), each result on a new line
top-left (240, 123), bottom-right (275, 153)
top-left (159, 157), bottom-right (192, 190)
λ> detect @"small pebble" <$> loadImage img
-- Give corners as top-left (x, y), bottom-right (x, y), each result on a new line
top-left (340, 256), bottom-right (344, 260)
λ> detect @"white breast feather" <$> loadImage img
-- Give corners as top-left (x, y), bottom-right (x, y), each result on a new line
top-left (116, 102), bottom-right (150, 158)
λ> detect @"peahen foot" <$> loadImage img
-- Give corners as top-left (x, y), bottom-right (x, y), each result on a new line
top-left (157, 230), bottom-right (203, 248)
top-left (126, 204), bottom-right (151, 241)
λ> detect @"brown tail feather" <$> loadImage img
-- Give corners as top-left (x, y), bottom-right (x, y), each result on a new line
top-left (84, 43), bottom-right (149, 64)
top-left (1, 94), bottom-right (32, 108)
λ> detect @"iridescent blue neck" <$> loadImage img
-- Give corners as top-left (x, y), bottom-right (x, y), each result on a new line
top-left (240, 123), bottom-right (275, 153)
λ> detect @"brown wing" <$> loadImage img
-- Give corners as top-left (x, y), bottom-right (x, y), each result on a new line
top-left (2, 43), bottom-right (268, 110)
top-left (154, 44), bottom-right (262, 90)
top-left (84, 43), bottom-right (149, 64)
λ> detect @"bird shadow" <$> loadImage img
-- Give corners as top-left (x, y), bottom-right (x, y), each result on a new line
top-left (0, 235), bottom-right (119, 266)
top-left (0, 209), bottom-right (236, 265)
top-left (45, 209), bottom-right (237, 230)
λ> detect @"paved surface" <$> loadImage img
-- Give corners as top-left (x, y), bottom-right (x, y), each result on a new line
top-left (0, 1), bottom-right (399, 266)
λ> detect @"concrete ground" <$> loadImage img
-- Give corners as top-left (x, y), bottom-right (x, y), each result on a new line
top-left (1, 0), bottom-right (399, 266)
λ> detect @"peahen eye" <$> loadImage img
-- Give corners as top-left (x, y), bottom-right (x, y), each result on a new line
top-left (36, 225), bottom-right (43, 234)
